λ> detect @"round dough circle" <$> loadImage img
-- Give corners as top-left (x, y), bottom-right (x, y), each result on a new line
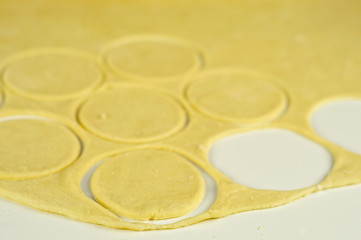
top-left (0, 117), bottom-right (81, 180)
top-left (91, 149), bottom-right (205, 220)
top-left (3, 52), bottom-right (102, 100)
top-left (186, 70), bottom-right (287, 123)
top-left (78, 87), bottom-right (186, 143)
top-left (105, 36), bottom-right (200, 81)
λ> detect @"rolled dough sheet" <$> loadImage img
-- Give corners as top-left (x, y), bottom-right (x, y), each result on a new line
top-left (0, 0), bottom-right (360, 231)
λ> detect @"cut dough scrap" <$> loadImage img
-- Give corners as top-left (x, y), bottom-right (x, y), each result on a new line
top-left (3, 52), bottom-right (102, 100)
top-left (78, 87), bottom-right (186, 143)
top-left (0, 118), bottom-right (80, 180)
top-left (187, 70), bottom-right (287, 123)
top-left (91, 149), bottom-right (205, 220)
top-left (105, 36), bottom-right (201, 81)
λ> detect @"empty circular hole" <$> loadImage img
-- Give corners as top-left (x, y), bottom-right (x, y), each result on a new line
top-left (209, 129), bottom-right (333, 191)
top-left (311, 99), bottom-right (361, 155)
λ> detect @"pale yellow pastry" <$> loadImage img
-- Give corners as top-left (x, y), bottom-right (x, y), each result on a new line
top-left (91, 149), bottom-right (205, 220)
top-left (0, 0), bottom-right (360, 231)
top-left (0, 118), bottom-right (80, 180)
top-left (186, 69), bottom-right (287, 123)
top-left (3, 50), bottom-right (102, 100)
top-left (104, 35), bottom-right (201, 82)
top-left (78, 86), bottom-right (186, 143)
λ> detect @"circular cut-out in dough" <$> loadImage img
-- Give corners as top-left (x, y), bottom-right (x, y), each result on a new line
top-left (0, 116), bottom-right (81, 180)
top-left (91, 149), bottom-right (205, 220)
top-left (186, 69), bottom-right (287, 123)
top-left (103, 35), bottom-right (202, 82)
top-left (311, 99), bottom-right (361, 155)
top-left (209, 128), bottom-right (332, 191)
top-left (3, 50), bottom-right (103, 100)
top-left (78, 86), bottom-right (187, 143)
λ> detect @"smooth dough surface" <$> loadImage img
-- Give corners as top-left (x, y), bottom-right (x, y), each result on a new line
top-left (4, 52), bottom-right (102, 100)
top-left (0, 0), bottom-right (360, 232)
top-left (186, 69), bottom-right (287, 123)
top-left (91, 149), bottom-right (205, 220)
top-left (0, 118), bottom-right (80, 180)
top-left (78, 86), bottom-right (186, 143)
top-left (105, 36), bottom-right (201, 81)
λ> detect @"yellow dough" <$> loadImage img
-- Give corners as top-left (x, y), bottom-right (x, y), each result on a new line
top-left (186, 69), bottom-right (287, 123)
top-left (0, 89), bottom-right (3, 105)
top-left (0, 118), bottom-right (80, 180)
top-left (91, 149), bottom-right (205, 220)
top-left (3, 49), bottom-right (102, 100)
top-left (78, 86), bottom-right (186, 143)
top-left (104, 35), bottom-right (202, 82)
top-left (0, 0), bottom-right (361, 231)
